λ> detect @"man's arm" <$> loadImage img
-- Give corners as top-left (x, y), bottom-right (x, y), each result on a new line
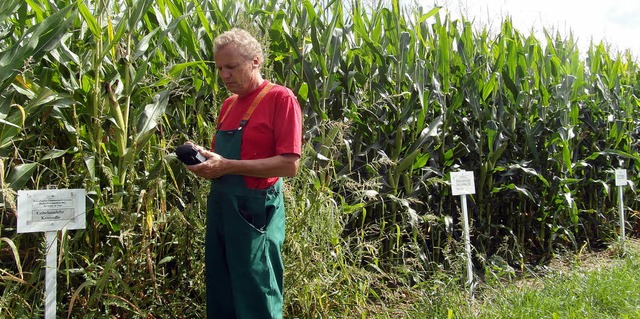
top-left (186, 147), bottom-right (300, 179)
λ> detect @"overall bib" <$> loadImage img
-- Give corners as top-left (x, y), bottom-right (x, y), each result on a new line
top-left (205, 83), bottom-right (285, 319)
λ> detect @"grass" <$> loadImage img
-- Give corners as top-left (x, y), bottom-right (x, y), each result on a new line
top-left (280, 237), bottom-right (640, 319)
top-left (309, 238), bottom-right (640, 319)
top-left (388, 238), bottom-right (640, 319)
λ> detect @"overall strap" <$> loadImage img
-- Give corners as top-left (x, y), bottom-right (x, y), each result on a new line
top-left (217, 82), bottom-right (275, 130)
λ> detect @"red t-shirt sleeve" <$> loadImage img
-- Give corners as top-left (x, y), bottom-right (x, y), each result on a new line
top-left (272, 87), bottom-right (303, 156)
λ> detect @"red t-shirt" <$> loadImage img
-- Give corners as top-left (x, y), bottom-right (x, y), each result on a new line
top-left (212, 80), bottom-right (303, 189)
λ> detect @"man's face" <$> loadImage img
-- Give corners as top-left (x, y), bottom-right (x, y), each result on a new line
top-left (214, 44), bottom-right (259, 96)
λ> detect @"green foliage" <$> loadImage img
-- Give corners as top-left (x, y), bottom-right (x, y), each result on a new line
top-left (0, 0), bottom-right (639, 317)
top-left (472, 244), bottom-right (640, 319)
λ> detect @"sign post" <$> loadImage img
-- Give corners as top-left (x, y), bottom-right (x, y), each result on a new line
top-left (614, 169), bottom-right (627, 243)
top-left (17, 188), bottom-right (86, 319)
top-left (450, 171), bottom-right (476, 289)
top-left (45, 231), bottom-right (57, 318)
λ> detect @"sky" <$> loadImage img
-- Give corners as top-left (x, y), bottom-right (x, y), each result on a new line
top-left (435, 0), bottom-right (640, 57)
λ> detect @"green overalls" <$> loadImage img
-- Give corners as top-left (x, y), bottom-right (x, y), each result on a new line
top-left (205, 83), bottom-right (285, 319)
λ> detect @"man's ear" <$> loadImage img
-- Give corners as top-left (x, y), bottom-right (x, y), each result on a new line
top-left (252, 57), bottom-right (261, 69)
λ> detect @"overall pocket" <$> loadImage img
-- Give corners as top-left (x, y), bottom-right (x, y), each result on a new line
top-left (236, 195), bottom-right (268, 231)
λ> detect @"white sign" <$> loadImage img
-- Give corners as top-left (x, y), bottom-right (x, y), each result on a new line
top-left (17, 189), bottom-right (86, 233)
top-left (615, 169), bottom-right (627, 186)
top-left (451, 171), bottom-right (476, 196)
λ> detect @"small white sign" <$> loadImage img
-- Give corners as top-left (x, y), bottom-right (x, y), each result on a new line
top-left (451, 171), bottom-right (476, 196)
top-left (17, 189), bottom-right (86, 233)
top-left (615, 169), bottom-right (627, 186)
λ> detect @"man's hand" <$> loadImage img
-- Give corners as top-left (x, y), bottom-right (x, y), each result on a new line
top-left (185, 147), bottom-right (228, 179)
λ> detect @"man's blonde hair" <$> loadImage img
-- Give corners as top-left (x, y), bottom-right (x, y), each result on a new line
top-left (214, 28), bottom-right (264, 65)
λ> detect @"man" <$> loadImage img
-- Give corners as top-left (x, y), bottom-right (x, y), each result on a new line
top-left (187, 28), bottom-right (303, 318)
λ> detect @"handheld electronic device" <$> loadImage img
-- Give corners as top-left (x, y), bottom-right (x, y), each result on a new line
top-left (175, 144), bottom-right (207, 165)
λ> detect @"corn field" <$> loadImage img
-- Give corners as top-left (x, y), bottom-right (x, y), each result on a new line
top-left (1, 0), bottom-right (639, 317)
